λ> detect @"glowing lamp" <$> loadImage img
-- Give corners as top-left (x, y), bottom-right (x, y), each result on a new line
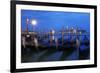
top-left (31, 19), bottom-right (37, 26)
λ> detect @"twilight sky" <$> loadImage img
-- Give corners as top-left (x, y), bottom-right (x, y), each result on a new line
top-left (21, 10), bottom-right (90, 33)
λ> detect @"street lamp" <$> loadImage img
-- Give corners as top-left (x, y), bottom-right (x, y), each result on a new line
top-left (26, 18), bottom-right (29, 33)
top-left (31, 19), bottom-right (38, 49)
top-left (31, 19), bottom-right (37, 32)
top-left (31, 19), bottom-right (37, 26)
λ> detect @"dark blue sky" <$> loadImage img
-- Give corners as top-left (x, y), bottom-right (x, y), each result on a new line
top-left (21, 10), bottom-right (90, 33)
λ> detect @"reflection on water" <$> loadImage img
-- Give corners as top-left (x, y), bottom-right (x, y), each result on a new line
top-left (21, 33), bottom-right (90, 63)
top-left (21, 10), bottom-right (90, 63)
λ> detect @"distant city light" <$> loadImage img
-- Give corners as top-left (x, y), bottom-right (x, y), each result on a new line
top-left (52, 29), bottom-right (55, 34)
top-left (74, 29), bottom-right (77, 33)
top-left (66, 26), bottom-right (68, 29)
top-left (31, 19), bottom-right (37, 26)
top-left (26, 18), bottom-right (29, 22)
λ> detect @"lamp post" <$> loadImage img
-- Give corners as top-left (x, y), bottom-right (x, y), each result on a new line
top-left (50, 29), bottom-right (55, 46)
top-left (31, 19), bottom-right (37, 37)
top-left (31, 19), bottom-right (37, 39)
top-left (26, 18), bottom-right (29, 33)
top-left (31, 19), bottom-right (39, 50)
top-left (31, 19), bottom-right (37, 26)
top-left (31, 19), bottom-right (37, 32)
